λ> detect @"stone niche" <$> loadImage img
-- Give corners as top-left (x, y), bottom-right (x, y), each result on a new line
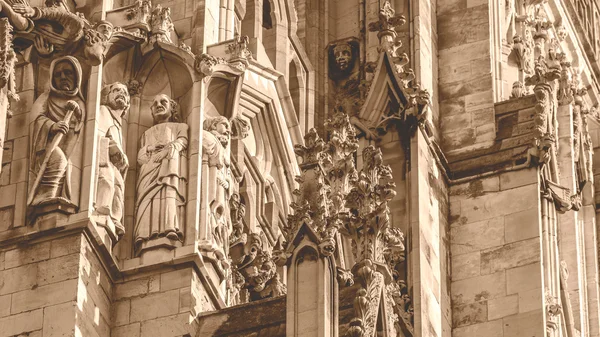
top-left (102, 40), bottom-right (201, 263)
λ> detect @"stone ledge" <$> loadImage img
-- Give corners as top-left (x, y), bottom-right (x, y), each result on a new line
top-left (195, 295), bottom-right (285, 336)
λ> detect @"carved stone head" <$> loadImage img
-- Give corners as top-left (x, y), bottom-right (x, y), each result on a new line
top-left (52, 60), bottom-right (77, 92)
top-left (151, 94), bottom-right (179, 124)
top-left (204, 116), bottom-right (231, 147)
top-left (101, 82), bottom-right (130, 115)
top-left (328, 39), bottom-right (359, 80)
top-left (83, 28), bottom-right (107, 65)
top-left (95, 20), bottom-right (114, 41)
top-left (334, 43), bottom-right (352, 72)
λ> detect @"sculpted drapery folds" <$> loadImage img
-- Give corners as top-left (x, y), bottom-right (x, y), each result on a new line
top-left (134, 94), bottom-right (188, 253)
top-left (95, 82), bottom-right (130, 238)
top-left (202, 116), bottom-right (233, 261)
top-left (28, 56), bottom-right (85, 212)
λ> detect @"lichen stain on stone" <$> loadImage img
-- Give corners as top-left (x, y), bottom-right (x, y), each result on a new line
top-left (466, 180), bottom-right (485, 198)
top-left (474, 291), bottom-right (490, 301)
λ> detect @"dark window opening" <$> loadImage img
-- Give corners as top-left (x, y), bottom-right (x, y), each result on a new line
top-left (263, 0), bottom-right (273, 29)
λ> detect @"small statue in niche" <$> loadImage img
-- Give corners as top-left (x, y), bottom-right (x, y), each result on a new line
top-left (94, 82), bottom-right (130, 238)
top-left (202, 116), bottom-right (232, 261)
top-left (28, 56), bottom-right (85, 212)
top-left (328, 39), bottom-right (361, 114)
top-left (134, 94), bottom-right (188, 252)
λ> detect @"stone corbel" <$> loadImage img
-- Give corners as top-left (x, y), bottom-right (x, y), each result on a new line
top-left (193, 53), bottom-right (226, 79)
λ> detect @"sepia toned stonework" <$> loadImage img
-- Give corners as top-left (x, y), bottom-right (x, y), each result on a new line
top-left (1, 0), bottom-right (600, 336)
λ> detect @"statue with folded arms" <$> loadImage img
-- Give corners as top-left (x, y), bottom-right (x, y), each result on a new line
top-left (134, 94), bottom-right (188, 253)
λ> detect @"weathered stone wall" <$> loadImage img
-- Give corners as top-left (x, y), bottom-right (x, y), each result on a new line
top-left (0, 62), bottom-right (35, 230)
top-left (112, 266), bottom-right (213, 337)
top-left (449, 167), bottom-right (545, 336)
top-left (0, 233), bottom-right (111, 337)
top-left (438, 1), bottom-right (495, 156)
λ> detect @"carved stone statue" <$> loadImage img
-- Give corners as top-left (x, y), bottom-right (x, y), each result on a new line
top-left (328, 39), bottom-right (360, 114)
top-left (28, 56), bottom-right (85, 213)
top-left (148, 4), bottom-right (173, 44)
top-left (94, 82), bottom-right (130, 238)
top-left (329, 41), bottom-right (357, 79)
top-left (202, 116), bottom-right (232, 260)
top-left (134, 94), bottom-right (188, 253)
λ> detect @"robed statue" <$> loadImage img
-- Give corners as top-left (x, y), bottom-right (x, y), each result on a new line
top-left (28, 56), bottom-right (84, 213)
top-left (134, 94), bottom-right (188, 253)
top-left (95, 82), bottom-right (130, 238)
top-left (202, 116), bottom-right (232, 261)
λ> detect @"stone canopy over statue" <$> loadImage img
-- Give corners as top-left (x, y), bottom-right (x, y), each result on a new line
top-left (28, 56), bottom-right (85, 216)
top-left (134, 93), bottom-right (188, 255)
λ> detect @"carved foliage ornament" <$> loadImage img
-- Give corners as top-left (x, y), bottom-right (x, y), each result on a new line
top-left (283, 110), bottom-right (409, 337)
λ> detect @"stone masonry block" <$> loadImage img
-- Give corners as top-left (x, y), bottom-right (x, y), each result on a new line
top-left (499, 169), bottom-right (537, 191)
top-left (0, 263), bottom-right (38, 295)
top-left (5, 241), bottom-right (51, 269)
top-left (452, 251), bottom-right (481, 281)
top-left (451, 217), bottom-right (504, 256)
top-left (480, 238), bottom-right (540, 275)
top-left (452, 301), bottom-right (487, 328)
top-left (459, 183), bottom-right (537, 224)
top-left (50, 235), bottom-right (82, 258)
top-left (502, 309), bottom-right (544, 336)
top-left (504, 208), bottom-right (540, 243)
top-left (161, 268), bottom-right (193, 291)
top-left (506, 262), bottom-right (542, 295)
top-left (112, 323), bottom-right (141, 337)
top-left (0, 309), bottom-right (43, 337)
top-left (130, 289), bottom-right (180, 322)
top-left (139, 313), bottom-right (194, 337)
top-left (43, 302), bottom-right (77, 337)
top-left (114, 276), bottom-right (156, 300)
top-left (452, 319), bottom-right (503, 337)
top-left (487, 294), bottom-right (518, 320)
top-left (0, 294), bottom-right (9, 317)
top-left (10, 279), bottom-right (77, 314)
top-left (37, 253), bottom-right (80, 286)
top-left (112, 300), bottom-right (131, 327)
top-left (518, 287), bottom-right (543, 313)
top-left (451, 271), bottom-right (506, 306)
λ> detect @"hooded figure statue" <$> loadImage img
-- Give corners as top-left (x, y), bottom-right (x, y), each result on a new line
top-left (28, 56), bottom-right (85, 211)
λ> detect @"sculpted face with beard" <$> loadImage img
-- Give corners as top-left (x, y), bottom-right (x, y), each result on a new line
top-left (200, 115), bottom-right (233, 263)
top-left (95, 82), bottom-right (131, 238)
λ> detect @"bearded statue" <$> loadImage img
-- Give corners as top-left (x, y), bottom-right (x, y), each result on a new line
top-left (94, 82), bottom-right (130, 239)
top-left (201, 116), bottom-right (233, 264)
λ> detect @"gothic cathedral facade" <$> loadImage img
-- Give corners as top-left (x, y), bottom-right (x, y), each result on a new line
top-left (0, 0), bottom-right (599, 337)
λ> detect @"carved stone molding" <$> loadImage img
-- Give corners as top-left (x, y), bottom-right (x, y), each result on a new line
top-left (148, 4), bottom-right (174, 44)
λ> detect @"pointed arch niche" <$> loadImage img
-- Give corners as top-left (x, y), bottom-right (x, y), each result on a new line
top-left (102, 42), bottom-right (202, 261)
